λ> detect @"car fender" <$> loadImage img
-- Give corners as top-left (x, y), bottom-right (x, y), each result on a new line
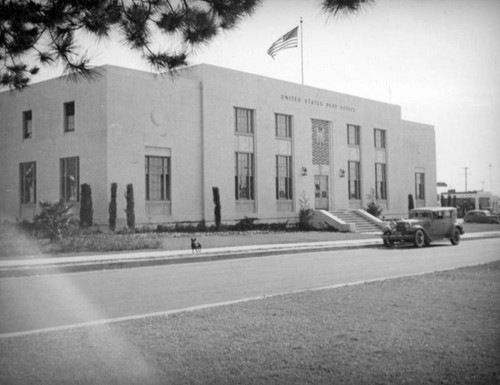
top-left (410, 225), bottom-right (432, 241)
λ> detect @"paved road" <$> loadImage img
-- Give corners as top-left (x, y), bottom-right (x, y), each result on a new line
top-left (1, 238), bottom-right (499, 336)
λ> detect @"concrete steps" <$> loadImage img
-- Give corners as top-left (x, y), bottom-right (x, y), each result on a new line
top-left (330, 210), bottom-right (382, 233)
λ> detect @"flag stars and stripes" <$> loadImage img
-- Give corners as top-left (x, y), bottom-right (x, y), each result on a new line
top-left (267, 26), bottom-right (299, 59)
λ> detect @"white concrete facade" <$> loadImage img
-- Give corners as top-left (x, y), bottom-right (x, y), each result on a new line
top-left (0, 64), bottom-right (437, 226)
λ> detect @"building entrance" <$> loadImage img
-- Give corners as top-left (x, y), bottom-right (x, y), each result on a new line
top-left (314, 175), bottom-right (329, 210)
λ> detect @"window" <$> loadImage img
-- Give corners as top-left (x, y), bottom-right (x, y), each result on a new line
top-left (20, 162), bottom-right (36, 204)
top-left (347, 124), bottom-right (360, 146)
top-left (415, 172), bottom-right (425, 200)
top-left (60, 157), bottom-right (79, 202)
top-left (235, 152), bottom-right (254, 200)
top-left (276, 155), bottom-right (293, 200)
top-left (145, 156), bottom-right (171, 201)
top-left (235, 107), bottom-right (254, 134)
top-left (374, 129), bottom-right (386, 149)
top-left (275, 114), bottom-right (292, 138)
top-left (64, 101), bottom-right (75, 132)
top-left (23, 110), bottom-right (32, 139)
top-left (348, 161), bottom-right (361, 199)
top-left (375, 163), bottom-right (387, 200)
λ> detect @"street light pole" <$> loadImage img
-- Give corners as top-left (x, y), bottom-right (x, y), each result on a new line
top-left (462, 167), bottom-right (469, 192)
top-left (489, 164), bottom-right (492, 193)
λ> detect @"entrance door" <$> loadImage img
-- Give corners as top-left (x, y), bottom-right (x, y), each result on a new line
top-left (314, 175), bottom-right (329, 210)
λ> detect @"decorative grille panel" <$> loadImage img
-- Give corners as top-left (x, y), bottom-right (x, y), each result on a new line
top-left (312, 119), bottom-right (330, 165)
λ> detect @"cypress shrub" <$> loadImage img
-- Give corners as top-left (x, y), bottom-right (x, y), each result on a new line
top-left (79, 184), bottom-right (93, 228)
top-left (109, 183), bottom-right (117, 231)
top-left (212, 186), bottom-right (221, 230)
top-left (408, 194), bottom-right (415, 212)
top-left (125, 183), bottom-right (135, 230)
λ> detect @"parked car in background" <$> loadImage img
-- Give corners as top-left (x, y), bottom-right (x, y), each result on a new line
top-left (463, 210), bottom-right (500, 224)
top-left (382, 207), bottom-right (463, 248)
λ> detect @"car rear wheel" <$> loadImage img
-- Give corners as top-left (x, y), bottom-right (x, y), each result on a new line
top-left (450, 228), bottom-right (461, 245)
top-left (413, 229), bottom-right (425, 248)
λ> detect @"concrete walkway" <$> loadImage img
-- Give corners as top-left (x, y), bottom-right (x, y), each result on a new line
top-left (1, 231), bottom-right (499, 278)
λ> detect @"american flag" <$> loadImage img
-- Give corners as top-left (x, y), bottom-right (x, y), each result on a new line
top-left (267, 26), bottom-right (299, 59)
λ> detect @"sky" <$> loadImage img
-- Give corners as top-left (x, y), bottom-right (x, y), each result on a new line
top-left (26, 0), bottom-right (500, 195)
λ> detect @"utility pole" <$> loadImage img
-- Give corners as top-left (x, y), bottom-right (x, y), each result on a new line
top-left (462, 167), bottom-right (469, 192)
top-left (489, 164), bottom-right (492, 193)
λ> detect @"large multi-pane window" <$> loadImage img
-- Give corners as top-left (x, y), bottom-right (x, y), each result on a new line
top-left (235, 152), bottom-right (254, 200)
top-left (235, 107), bottom-right (254, 134)
top-left (64, 101), bottom-right (75, 132)
top-left (374, 128), bottom-right (386, 149)
top-left (20, 162), bottom-right (36, 204)
top-left (375, 163), bottom-right (387, 200)
top-left (276, 155), bottom-right (293, 200)
top-left (23, 110), bottom-right (32, 139)
top-left (60, 157), bottom-right (79, 202)
top-left (415, 172), bottom-right (425, 200)
top-left (145, 156), bottom-right (171, 201)
top-left (275, 113), bottom-right (292, 138)
top-left (347, 124), bottom-right (360, 146)
top-left (348, 161), bottom-right (361, 199)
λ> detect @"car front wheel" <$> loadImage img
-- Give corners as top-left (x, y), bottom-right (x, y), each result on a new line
top-left (450, 228), bottom-right (461, 245)
top-left (413, 229), bottom-right (425, 248)
top-left (383, 230), bottom-right (394, 247)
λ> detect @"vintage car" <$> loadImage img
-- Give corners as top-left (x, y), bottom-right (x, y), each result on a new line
top-left (382, 207), bottom-right (464, 248)
top-left (463, 210), bottom-right (500, 224)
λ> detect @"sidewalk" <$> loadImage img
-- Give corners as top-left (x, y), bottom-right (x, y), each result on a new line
top-left (1, 231), bottom-right (499, 278)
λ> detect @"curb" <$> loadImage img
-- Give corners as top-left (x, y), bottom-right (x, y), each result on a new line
top-left (1, 232), bottom-right (499, 278)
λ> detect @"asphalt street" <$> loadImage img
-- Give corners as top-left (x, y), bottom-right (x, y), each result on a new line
top-left (1, 237), bottom-right (499, 337)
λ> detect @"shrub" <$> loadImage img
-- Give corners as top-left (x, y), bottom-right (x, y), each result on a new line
top-left (234, 216), bottom-right (258, 231)
top-left (125, 183), bottom-right (135, 230)
top-left (298, 193), bottom-right (314, 231)
top-left (34, 200), bottom-right (76, 241)
top-left (212, 187), bottom-right (221, 230)
top-left (365, 188), bottom-right (383, 218)
top-left (79, 183), bottom-right (93, 228)
top-left (408, 194), bottom-right (415, 211)
top-left (109, 183), bottom-right (117, 231)
top-left (196, 220), bottom-right (207, 232)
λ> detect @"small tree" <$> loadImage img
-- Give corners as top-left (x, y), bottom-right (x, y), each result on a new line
top-left (365, 188), bottom-right (383, 218)
top-left (79, 183), bottom-right (93, 228)
top-left (408, 194), bottom-right (415, 212)
top-left (298, 192), bottom-right (314, 230)
top-left (125, 183), bottom-right (135, 230)
top-left (109, 183), bottom-right (117, 231)
top-left (212, 186), bottom-right (221, 230)
top-left (34, 200), bottom-right (74, 241)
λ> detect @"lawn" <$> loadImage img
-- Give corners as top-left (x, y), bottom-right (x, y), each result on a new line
top-left (1, 261), bottom-right (499, 384)
top-left (1, 221), bottom-right (499, 258)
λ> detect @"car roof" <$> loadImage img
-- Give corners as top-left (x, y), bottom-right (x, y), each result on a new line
top-left (411, 207), bottom-right (456, 212)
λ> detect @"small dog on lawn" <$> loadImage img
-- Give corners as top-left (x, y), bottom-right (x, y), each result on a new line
top-left (191, 238), bottom-right (202, 253)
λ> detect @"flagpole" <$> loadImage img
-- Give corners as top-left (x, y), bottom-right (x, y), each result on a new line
top-left (300, 17), bottom-right (304, 85)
